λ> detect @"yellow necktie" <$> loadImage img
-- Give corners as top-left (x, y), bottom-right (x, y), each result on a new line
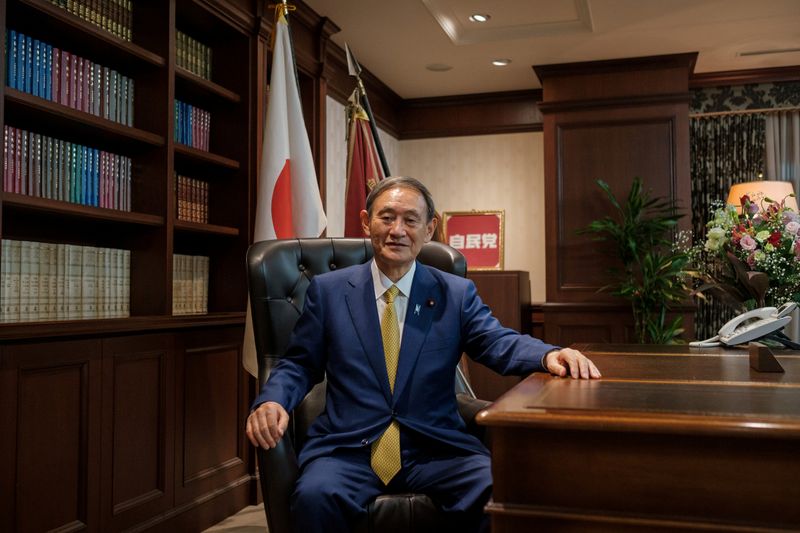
top-left (371, 285), bottom-right (402, 485)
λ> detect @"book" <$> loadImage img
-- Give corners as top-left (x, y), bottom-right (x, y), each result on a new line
top-left (7, 30), bottom-right (18, 90)
top-left (65, 244), bottom-right (82, 320)
top-left (5, 240), bottom-right (22, 322)
top-left (81, 246), bottom-right (97, 319)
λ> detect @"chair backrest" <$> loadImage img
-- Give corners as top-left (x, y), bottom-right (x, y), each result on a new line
top-left (246, 238), bottom-right (469, 446)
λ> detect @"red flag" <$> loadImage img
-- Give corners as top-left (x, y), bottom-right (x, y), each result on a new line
top-left (244, 8), bottom-right (326, 377)
top-left (344, 90), bottom-right (385, 237)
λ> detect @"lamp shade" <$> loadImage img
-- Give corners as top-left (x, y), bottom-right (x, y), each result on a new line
top-left (727, 181), bottom-right (799, 213)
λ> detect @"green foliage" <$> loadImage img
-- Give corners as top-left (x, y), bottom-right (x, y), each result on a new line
top-left (581, 178), bottom-right (689, 344)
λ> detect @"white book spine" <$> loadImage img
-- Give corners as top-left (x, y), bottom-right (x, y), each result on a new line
top-left (104, 248), bottom-right (113, 318)
top-left (29, 242), bottom-right (41, 321)
top-left (66, 244), bottom-right (83, 320)
top-left (108, 248), bottom-right (118, 318)
top-left (97, 248), bottom-right (106, 319)
top-left (38, 242), bottom-right (51, 321)
top-left (192, 255), bottom-right (201, 314)
top-left (122, 249), bottom-right (130, 317)
top-left (20, 241), bottom-right (31, 321)
top-left (56, 243), bottom-right (66, 320)
top-left (0, 240), bottom-right (8, 322)
top-left (7, 241), bottom-right (22, 322)
top-left (48, 243), bottom-right (58, 319)
top-left (81, 246), bottom-right (98, 319)
top-left (201, 256), bottom-right (209, 314)
top-left (182, 254), bottom-right (190, 315)
top-left (173, 254), bottom-right (182, 315)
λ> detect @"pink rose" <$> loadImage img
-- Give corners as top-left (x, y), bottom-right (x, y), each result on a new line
top-left (740, 234), bottom-right (757, 251)
top-left (787, 221), bottom-right (800, 235)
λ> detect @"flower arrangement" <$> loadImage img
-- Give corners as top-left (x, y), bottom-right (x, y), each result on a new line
top-left (694, 193), bottom-right (800, 309)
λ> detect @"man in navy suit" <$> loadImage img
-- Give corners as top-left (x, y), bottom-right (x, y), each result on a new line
top-left (246, 176), bottom-right (601, 532)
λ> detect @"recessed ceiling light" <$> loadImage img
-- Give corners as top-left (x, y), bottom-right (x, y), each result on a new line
top-left (492, 59), bottom-right (511, 66)
top-left (468, 14), bottom-right (490, 23)
top-left (426, 63), bottom-right (453, 72)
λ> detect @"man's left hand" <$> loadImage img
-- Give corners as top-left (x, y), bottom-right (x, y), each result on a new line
top-left (544, 348), bottom-right (601, 379)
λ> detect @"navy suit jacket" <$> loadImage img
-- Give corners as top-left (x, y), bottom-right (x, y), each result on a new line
top-left (253, 261), bottom-right (559, 468)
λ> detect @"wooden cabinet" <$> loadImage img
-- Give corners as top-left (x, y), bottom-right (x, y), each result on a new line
top-left (0, 1), bottom-right (256, 530)
top-left (466, 270), bottom-right (531, 400)
top-left (0, 325), bottom-right (249, 532)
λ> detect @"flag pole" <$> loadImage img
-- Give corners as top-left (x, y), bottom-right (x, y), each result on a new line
top-left (346, 44), bottom-right (391, 177)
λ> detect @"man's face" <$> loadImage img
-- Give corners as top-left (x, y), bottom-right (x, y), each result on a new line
top-left (360, 186), bottom-right (437, 278)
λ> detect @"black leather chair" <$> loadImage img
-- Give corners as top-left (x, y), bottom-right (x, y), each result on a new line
top-left (247, 238), bottom-right (490, 533)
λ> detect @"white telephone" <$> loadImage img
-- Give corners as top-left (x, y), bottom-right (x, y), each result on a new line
top-left (690, 302), bottom-right (797, 347)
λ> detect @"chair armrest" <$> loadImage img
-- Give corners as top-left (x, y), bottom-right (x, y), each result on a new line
top-left (257, 437), bottom-right (300, 533)
top-left (457, 393), bottom-right (492, 443)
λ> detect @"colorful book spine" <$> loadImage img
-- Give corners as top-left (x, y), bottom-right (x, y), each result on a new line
top-left (6, 30), bottom-right (134, 127)
top-left (2, 126), bottom-right (132, 212)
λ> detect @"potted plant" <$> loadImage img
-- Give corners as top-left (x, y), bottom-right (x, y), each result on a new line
top-left (581, 178), bottom-right (690, 344)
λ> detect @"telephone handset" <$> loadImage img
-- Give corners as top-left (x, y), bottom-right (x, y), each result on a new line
top-left (690, 302), bottom-right (797, 347)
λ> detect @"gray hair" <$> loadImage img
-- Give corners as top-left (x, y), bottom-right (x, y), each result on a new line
top-left (365, 176), bottom-right (436, 223)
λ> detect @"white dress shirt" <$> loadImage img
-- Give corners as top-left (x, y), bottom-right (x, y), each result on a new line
top-left (370, 259), bottom-right (416, 345)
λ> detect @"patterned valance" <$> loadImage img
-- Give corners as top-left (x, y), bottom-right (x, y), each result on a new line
top-left (691, 82), bottom-right (800, 115)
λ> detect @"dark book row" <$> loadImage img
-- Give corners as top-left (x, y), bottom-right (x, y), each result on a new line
top-left (176, 30), bottom-right (212, 80)
top-left (47, 0), bottom-right (133, 41)
top-left (176, 173), bottom-right (209, 224)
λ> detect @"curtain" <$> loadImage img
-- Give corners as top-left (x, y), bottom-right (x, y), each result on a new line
top-left (690, 113), bottom-right (766, 340)
top-left (766, 110), bottom-right (800, 188)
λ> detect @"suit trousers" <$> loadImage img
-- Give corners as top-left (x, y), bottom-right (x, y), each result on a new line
top-left (291, 445), bottom-right (492, 533)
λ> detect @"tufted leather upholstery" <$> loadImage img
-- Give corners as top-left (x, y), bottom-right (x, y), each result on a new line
top-left (247, 238), bottom-right (489, 533)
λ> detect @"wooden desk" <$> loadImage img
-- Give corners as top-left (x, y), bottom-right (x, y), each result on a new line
top-left (478, 344), bottom-right (800, 532)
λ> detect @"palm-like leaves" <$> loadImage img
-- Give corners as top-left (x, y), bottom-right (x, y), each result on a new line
top-left (581, 178), bottom-right (689, 343)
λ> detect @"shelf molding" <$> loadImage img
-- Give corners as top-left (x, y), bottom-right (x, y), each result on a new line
top-left (2, 192), bottom-right (165, 226)
top-left (174, 219), bottom-right (240, 236)
top-left (176, 67), bottom-right (241, 103)
top-left (174, 143), bottom-right (240, 169)
top-left (5, 88), bottom-right (165, 147)
top-left (0, 312), bottom-right (246, 341)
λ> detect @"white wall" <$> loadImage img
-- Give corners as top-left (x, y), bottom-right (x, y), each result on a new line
top-left (399, 133), bottom-right (546, 301)
top-left (325, 96), bottom-right (347, 237)
top-left (324, 98), bottom-right (546, 300)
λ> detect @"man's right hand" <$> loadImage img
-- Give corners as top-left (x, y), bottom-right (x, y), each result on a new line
top-left (246, 401), bottom-right (289, 449)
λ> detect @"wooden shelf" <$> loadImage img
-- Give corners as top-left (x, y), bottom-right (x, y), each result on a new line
top-left (0, 312), bottom-right (246, 341)
top-left (176, 67), bottom-right (241, 104)
top-left (8, 0), bottom-right (165, 70)
top-left (174, 219), bottom-right (239, 236)
top-left (2, 192), bottom-right (164, 226)
top-left (174, 143), bottom-right (240, 170)
top-left (4, 88), bottom-right (165, 152)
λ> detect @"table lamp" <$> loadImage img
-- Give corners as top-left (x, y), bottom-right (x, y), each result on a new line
top-left (727, 180), bottom-right (799, 213)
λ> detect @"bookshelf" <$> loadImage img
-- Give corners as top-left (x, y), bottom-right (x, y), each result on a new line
top-left (0, 0), bottom-right (255, 530)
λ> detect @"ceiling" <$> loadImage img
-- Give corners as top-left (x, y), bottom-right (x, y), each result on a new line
top-left (302, 0), bottom-right (800, 99)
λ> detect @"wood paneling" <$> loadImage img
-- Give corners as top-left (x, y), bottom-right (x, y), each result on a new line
top-left (555, 113), bottom-right (680, 299)
top-left (0, 340), bottom-right (102, 533)
top-left (535, 54), bottom-right (695, 342)
top-left (400, 91), bottom-right (543, 140)
top-left (690, 65), bottom-right (800, 88)
top-left (175, 326), bottom-right (248, 506)
top-left (101, 334), bottom-right (174, 530)
top-left (466, 271), bottom-right (531, 400)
